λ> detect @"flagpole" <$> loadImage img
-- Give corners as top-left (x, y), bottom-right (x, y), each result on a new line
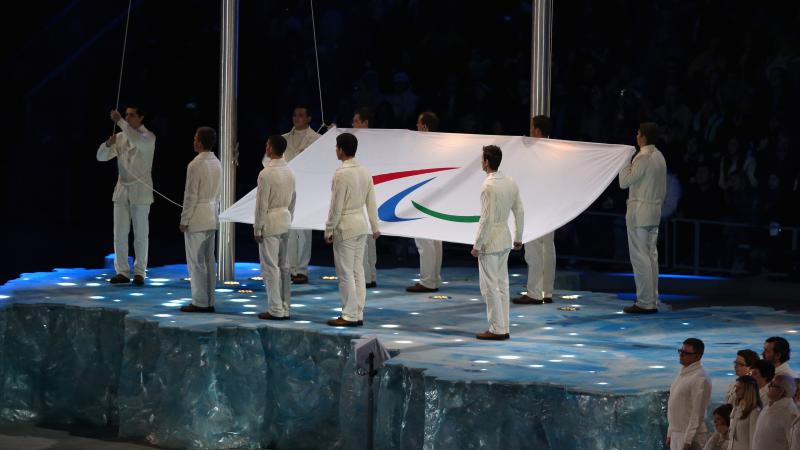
top-left (531, 0), bottom-right (553, 117)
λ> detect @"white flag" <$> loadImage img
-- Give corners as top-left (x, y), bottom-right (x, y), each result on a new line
top-left (220, 128), bottom-right (634, 245)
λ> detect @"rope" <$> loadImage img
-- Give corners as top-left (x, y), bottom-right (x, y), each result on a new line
top-left (110, 0), bottom-right (183, 209)
top-left (310, 0), bottom-right (327, 129)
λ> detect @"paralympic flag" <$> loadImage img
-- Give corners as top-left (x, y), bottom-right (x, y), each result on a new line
top-left (219, 128), bottom-right (635, 245)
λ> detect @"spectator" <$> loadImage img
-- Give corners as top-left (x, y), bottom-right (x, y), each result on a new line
top-left (763, 337), bottom-right (797, 378)
top-left (728, 375), bottom-right (762, 450)
top-left (703, 404), bottom-right (733, 450)
top-left (727, 349), bottom-right (761, 404)
top-left (752, 359), bottom-right (777, 407)
top-left (667, 338), bottom-right (713, 450)
top-left (751, 374), bottom-right (799, 450)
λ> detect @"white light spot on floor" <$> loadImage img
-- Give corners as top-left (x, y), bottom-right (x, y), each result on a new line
top-left (511, 273), bottom-right (520, 277)
top-left (597, 382), bottom-right (608, 385)
top-left (154, 314), bottom-right (172, 318)
top-left (381, 324), bottom-right (400, 328)
top-left (442, 281), bottom-right (449, 285)
top-left (787, 330), bottom-right (798, 333)
top-left (57, 282), bottom-right (76, 286)
top-left (229, 299), bottom-right (249, 303)
top-left (161, 303), bottom-right (182, 307)
top-left (570, 304), bottom-right (582, 308)
top-left (410, 312), bottom-right (420, 315)
top-left (372, 290), bottom-right (381, 294)
top-left (332, 307), bottom-right (343, 312)
top-left (600, 350), bottom-right (608, 353)
top-left (395, 340), bottom-right (413, 344)
top-left (251, 268), bottom-right (259, 271)
top-left (113, 300), bottom-right (121, 302)
top-left (516, 315), bottom-right (525, 318)
top-left (89, 296), bottom-right (105, 300)
top-left (130, 293), bottom-right (144, 297)
top-left (0, 295), bottom-right (9, 299)
top-left (433, 327), bottom-right (443, 330)
top-left (726, 372), bottom-right (735, 376)
top-left (412, 278), bottom-right (420, 282)
top-left (169, 320), bottom-right (176, 323)
top-left (215, 288), bottom-right (234, 293)
top-left (243, 304), bottom-right (258, 308)
top-left (528, 364), bottom-right (544, 368)
top-left (575, 344), bottom-right (585, 347)
top-left (291, 304), bottom-right (306, 308)
top-left (60, 276), bottom-right (71, 280)
top-left (150, 278), bottom-right (170, 282)
top-left (648, 365), bottom-right (665, 369)
top-left (560, 355), bottom-right (576, 358)
top-left (454, 339), bottom-right (464, 342)
top-left (511, 323), bottom-right (519, 327)
top-left (470, 298), bottom-right (480, 301)
top-left (149, 283), bottom-right (165, 286)
top-left (294, 320), bottom-right (311, 324)
top-left (335, 326), bottom-right (346, 329)
top-left (241, 311), bottom-right (256, 315)
top-left (568, 332), bottom-right (579, 336)
top-left (548, 359), bottom-right (563, 363)
top-left (86, 282), bottom-right (101, 287)
top-left (498, 355), bottom-right (520, 360)
top-left (392, 332), bottom-right (400, 335)
top-left (473, 360), bottom-right (490, 364)
top-left (615, 311), bottom-right (624, 314)
top-left (561, 294), bottom-right (581, 300)
top-left (619, 327), bottom-right (626, 330)
top-left (314, 296), bottom-right (324, 300)
top-left (681, 322), bottom-right (690, 326)
top-left (543, 326), bottom-right (554, 330)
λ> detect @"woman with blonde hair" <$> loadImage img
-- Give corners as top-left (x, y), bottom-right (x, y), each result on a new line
top-left (728, 375), bottom-right (762, 450)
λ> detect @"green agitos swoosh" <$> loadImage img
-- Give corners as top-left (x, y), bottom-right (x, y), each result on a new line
top-left (411, 201), bottom-right (480, 223)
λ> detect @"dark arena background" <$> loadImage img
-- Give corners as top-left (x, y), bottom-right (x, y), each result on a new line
top-left (1, 1), bottom-right (799, 449)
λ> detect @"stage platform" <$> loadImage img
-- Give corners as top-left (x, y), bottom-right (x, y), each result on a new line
top-left (0, 264), bottom-right (797, 450)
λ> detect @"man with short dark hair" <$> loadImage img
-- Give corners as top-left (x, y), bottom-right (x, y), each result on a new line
top-left (325, 133), bottom-right (380, 327)
top-left (179, 127), bottom-right (222, 313)
top-left (514, 115), bottom-right (556, 305)
top-left (764, 337), bottom-right (797, 378)
top-left (667, 337), bottom-right (712, 450)
top-left (621, 122), bottom-right (667, 314)
top-left (352, 108), bottom-right (378, 289)
top-left (281, 106), bottom-right (321, 285)
top-left (407, 111), bottom-right (444, 293)
top-left (254, 135), bottom-right (296, 320)
top-left (751, 374), bottom-right (798, 450)
top-left (752, 359), bottom-right (776, 406)
top-left (97, 106), bottom-right (156, 286)
top-left (472, 145), bottom-right (524, 340)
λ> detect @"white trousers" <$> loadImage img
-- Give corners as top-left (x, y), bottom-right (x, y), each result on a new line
top-left (362, 237), bottom-right (377, 283)
top-left (288, 229), bottom-right (312, 275)
top-left (524, 231), bottom-right (556, 299)
top-left (334, 234), bottom-right (367, 322)
top-left (479, 249), bottom-right (511, 335)
top-left (259, 233), bottom-right (291, 317)
top-left (627, 225), bottom-right (660, 309)
top-left (184, 230), bottom-right (217, 307)
top-left (113, 202), bottom-right (150, 277)
top-left (414, 238), bottom-right (442, 288)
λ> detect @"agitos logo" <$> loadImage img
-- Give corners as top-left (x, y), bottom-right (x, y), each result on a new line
top-left (373, 167), bottom-right (479, 223)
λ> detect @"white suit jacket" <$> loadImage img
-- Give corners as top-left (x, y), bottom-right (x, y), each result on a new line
top-left (180, 152), bottom-right (222, 232)
top-left (474, 171), bottom-right (524, 253)
top-left (751, 397), bottom-right (798, 450)
top-left (254, 158), bottom-right (296, 237)
top-left (619, 145), bottom-right (667, 227)
top-left (96, 119), bottom-right (156, 204)
top-left (325, 158), bottom-right (380, 241)
top-left (282, 127), bottom-right (321, 162)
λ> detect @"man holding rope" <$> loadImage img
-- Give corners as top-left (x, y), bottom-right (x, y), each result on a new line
top-left (97, 107), bottom-right (155, 286)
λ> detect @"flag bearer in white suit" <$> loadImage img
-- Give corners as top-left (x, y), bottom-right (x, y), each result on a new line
top-left (407, 111), bottom-right (444, 293)
top-left (179, 127), bottom-right (222, 313)
top-left (97, 107), bottom-right (155, 286)
top-left (254, 135), bottom-right (296, 320)
top-left (352, 107), bottom-right (378, 288)
top-left (620, 122), bottom-right (667, 314)
top-left (280, 106), bottom-right (321, 285)
top-left (472, 145), bottom-right (524, 341)
top-left (325, 133), bottom-right (381, 327)
top-left (514, 115), bottom-right (556, 305)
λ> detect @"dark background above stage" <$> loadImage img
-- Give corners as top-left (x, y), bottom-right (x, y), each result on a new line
top-left (2, 0), bottom-right (799, 284)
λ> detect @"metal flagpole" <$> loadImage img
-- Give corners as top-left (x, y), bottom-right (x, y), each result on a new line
top-left (531, 0), bottom-right (553, 117)
top-left (218, 0), bottom-right (239, 281)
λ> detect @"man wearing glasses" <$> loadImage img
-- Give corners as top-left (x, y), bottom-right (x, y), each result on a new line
top-left (751, 374), bottom-right (798, 450)
top-left (667, 338), bottom-right (712, 450)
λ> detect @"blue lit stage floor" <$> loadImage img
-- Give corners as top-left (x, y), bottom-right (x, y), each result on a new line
top-left (1, 264), bottom-right (798, 450)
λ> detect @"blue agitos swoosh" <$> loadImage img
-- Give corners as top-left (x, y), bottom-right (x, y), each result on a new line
top-left (377, 178), bottom-right (434, 222)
